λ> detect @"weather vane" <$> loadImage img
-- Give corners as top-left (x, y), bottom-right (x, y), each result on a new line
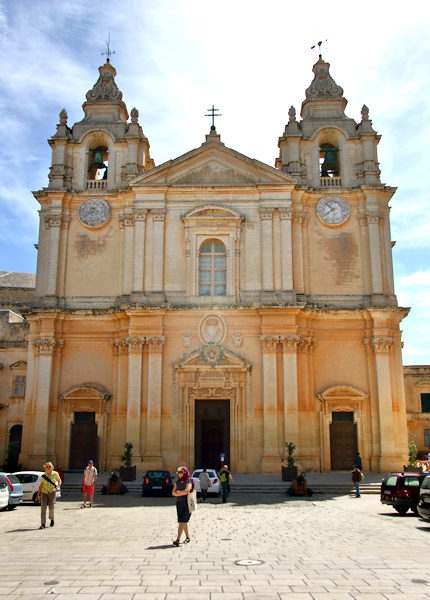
top-left (205, 105), bottom-right (222, 131)
top-left (102, 33), bottom-right (115, 62)
top-left (311, 39), bottom-right (328, 57)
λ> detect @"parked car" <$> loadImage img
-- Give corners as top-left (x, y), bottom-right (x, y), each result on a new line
top-left (142, 470), bottom-right (173, 496)
top-left (13, 471), bottom-right (61, 504)
top-left (191, 468), bottom-right (221, 496)
top-left (0, 481), bottom-right (9, 510)
top-left (380, 472), bottom-right (427, 516)
top-left (417, 474), bottom-right (430, 522)
top-left (0, 473), bottom-right (24, 510)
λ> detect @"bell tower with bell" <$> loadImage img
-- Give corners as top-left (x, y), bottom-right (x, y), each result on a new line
top-left (33, 51), bottom-right (155, 304)
top-left (276, 50), bottom-right (396, 308)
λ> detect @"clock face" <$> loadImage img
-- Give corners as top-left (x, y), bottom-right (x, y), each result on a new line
top-left (316, 195), bottom-right (350, 225)
top-left (78, 198), bottom-right (111, 228)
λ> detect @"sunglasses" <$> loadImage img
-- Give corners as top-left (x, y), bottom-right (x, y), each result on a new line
top-left (177, 470), bottom-right (184, 474)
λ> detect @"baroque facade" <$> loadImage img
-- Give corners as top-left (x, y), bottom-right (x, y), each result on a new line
top-left (1, 54), bottom-right (422, 473)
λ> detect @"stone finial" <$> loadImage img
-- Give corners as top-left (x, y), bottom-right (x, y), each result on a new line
top-left (288, 106), bottom-right (296, 123)
top-left (59, 109), bottom-right (68, 125)
top-left (130, 107), bottom-right (139, 123)
top-left (361, 105), bottom-right (369, 121)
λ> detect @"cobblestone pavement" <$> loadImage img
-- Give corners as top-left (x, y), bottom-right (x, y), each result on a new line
top-left (1, 489), bottom-right (430, 599)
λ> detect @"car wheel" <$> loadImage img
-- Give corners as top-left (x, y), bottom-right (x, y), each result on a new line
top-left (395, 506), bottom-right (408, 516)
top-left (7, 504), bottom-right (16, 511)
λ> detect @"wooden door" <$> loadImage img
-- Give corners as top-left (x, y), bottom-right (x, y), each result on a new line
top-left (330, 413), bottom-right (357, 470)
top-left (69, 413), bottom-right (98, 470)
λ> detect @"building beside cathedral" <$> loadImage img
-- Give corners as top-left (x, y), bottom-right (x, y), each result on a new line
top-left (2, 54), bottom-right (429, 474)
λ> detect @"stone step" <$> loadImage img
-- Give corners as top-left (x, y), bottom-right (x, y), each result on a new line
top-left (61, 481), bottom-right (381, 495)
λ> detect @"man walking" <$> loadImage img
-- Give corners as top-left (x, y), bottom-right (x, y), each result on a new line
top-left (81, 459), bottom-right (97, 508)
top-left (220, 464), bottom-right (234, 503)
top-left (198, 468), bottom-right (211, 502)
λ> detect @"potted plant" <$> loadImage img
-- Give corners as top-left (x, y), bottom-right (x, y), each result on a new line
top-left (404, 440), bottom-right (419, 472)
top-left (119, 442), bottom-right (136, 481)
top-left (282, 441), bottom-right (298, 481)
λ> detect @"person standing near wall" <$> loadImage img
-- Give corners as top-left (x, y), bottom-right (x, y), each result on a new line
top-left (352, 466), bottom-right (362, 498)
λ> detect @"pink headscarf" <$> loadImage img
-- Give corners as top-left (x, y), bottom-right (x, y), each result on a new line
top-left (177, 466), bottom-right (191, 482)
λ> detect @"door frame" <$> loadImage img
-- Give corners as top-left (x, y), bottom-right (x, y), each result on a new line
top-left (58, 384), bottom-right (111, 470)
top-left (194, 399), bottom-right (231, 469)
top-left (318, 385), bottom-right (368, 471)
top-left (175, 348), bottom-right (251, 472)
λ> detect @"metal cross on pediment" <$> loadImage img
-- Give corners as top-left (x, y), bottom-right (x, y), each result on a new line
top-left (102, 33), bottom-right (115, 62)
top-left (205, 105), bottom-right (222, 131)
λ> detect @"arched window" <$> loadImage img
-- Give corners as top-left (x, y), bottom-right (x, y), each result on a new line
top-left (199, 239), bottom-right (226, 296)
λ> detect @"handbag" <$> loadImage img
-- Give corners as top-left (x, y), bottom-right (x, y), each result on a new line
top-left (187, 490), bottom-right (197, 513)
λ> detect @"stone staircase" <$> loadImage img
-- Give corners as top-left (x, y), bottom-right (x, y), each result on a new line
top-left (61, 480), bottom-right (381, 496)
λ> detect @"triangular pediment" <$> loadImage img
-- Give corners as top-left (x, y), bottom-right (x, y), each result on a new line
top-left (131, 137), bottom-right (296, 187)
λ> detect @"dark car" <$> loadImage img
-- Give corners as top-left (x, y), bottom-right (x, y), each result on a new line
top-left (380, 472), bottom-right (427, 515)
top-left (142, 470), bottom-right (173, 497)
top-left (417, 474), bottom-right (430, 522)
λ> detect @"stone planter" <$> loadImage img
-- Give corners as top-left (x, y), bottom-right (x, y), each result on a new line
top-left (282, 466), bottom-right (298, 481)
top-left (119, 465), bottom-right (136, 481)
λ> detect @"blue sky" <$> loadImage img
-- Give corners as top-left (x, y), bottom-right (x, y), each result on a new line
top-left (0, 0), bottom-right (429, 365)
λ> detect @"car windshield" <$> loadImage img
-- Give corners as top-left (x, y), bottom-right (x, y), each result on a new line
top-left (147, 472), bottom-right (168, 478)
top-left (7, 474), bottom-right (20, 484)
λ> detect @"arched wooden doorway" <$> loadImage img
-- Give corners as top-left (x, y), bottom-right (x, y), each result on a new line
top-left (318, 385), bottom-right (368, 471)
top-left (58, 384), bottom-right (111, 471)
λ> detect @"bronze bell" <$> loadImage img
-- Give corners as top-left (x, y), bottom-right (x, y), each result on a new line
top-left (92, 147), bottom-right (107, 169)
top-left (321, 148), bottom-right (338, 172)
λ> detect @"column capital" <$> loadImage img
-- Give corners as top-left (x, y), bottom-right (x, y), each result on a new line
top-left (119, 213), bottom-right (134, 228)
top-left (365, 337), bottom-right (393, 353)
top-left (279, 208), bottom-right (293, 220)
top-left (259, 207), bottom-right (274, 220)
top-left (33, 338), bottom-right (64, 355)
top-left (124, 336), bottom-right (143, 353)
top-left (134, 209), bottom-right (148, 221)
top-left (152, 208), bottom-right (166, 221)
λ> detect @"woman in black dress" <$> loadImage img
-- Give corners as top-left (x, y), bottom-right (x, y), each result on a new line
top-left (172, 466), bottom-right (192, 546)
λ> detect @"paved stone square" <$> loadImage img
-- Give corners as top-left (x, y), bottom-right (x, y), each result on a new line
top-left (1, 489), bottom-right (430, 599)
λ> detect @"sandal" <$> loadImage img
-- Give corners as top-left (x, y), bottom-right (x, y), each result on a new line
top-left (172, 539), bottom-right (180, 547)
top-left (183, 537), bottom-right (190, 544)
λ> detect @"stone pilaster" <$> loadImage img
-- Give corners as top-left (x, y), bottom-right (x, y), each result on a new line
top-left (260, 208), bottom-right (274, 290)
top-left (260, 334), bottom-right (280, 471)
top-left (124, 336), bottom-right (143, 460)
top-left (144, 336), bottom-right (166, 466)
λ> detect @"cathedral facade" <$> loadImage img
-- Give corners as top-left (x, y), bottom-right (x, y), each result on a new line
top-left (3, 55), bottom-right (412, 473)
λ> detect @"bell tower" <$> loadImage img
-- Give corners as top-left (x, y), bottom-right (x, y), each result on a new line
top-left (276, 53), bottom-right (397, 308)
top-left (277, 54), bottom-right (381, 188)
top-left (46, 58), bottom-right (154, 193)
top-left (33, 59), bottom-right (155, 304)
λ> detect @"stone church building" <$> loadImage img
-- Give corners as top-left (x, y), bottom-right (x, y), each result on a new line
top-left (2, 54), bottom-right (427, 474)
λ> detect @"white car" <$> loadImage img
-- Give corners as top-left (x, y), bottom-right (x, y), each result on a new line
top-left (0, 480), bottom-right (9, 510)
top-left (191, 469), bottom-right (221, 496)
top-left (13, 471), bottom-right (61, 504)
